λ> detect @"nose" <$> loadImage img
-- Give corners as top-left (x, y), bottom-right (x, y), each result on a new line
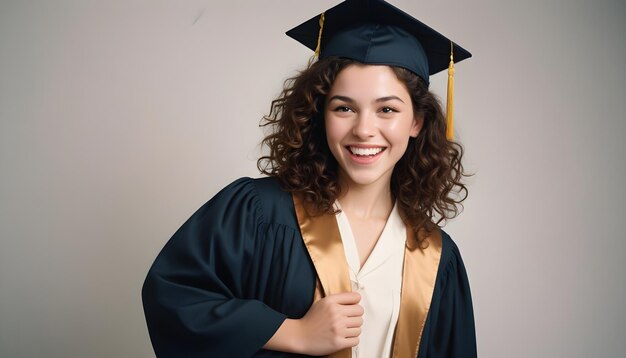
top-left (352, 112), bottom-right (376, 139)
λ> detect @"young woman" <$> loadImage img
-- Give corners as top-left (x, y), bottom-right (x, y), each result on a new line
top-left (142, 1), bottom-right (476, 357)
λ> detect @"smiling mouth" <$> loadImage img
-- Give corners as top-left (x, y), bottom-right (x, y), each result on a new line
top-left (347, 146), bottom-right (386, 156)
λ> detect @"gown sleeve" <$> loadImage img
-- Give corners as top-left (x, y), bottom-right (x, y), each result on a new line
top-left (418, 234), bottom-right (477, 358)
top-left (141, 178), bottom-right (287, 357)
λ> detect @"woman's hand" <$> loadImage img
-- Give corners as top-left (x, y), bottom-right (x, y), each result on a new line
top-left (298, 291), bottom-right (364, 355)
top-left (264, 292), bottom-right (364, 355)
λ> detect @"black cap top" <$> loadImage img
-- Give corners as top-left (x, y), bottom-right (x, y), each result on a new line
top-left (286, 0), bottom-right (472, 85)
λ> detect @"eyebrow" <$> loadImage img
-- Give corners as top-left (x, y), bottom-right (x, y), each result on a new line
top-left (327, 95), bottom-right (405, 104)
top-left (375, 95), bottom-right (405, 104)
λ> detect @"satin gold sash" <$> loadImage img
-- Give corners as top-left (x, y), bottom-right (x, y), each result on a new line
top-left (293, 194), bottom-right (442, 358)
top-left (293, 194), bottom-right (352, 358)
top-left (391, 228), bottom-right (442, 358)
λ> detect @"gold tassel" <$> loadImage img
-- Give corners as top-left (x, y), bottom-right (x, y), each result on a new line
top-left (314, 12), bottom-right (325, 58)
top-left (446, 41), bottom-right (455, 140)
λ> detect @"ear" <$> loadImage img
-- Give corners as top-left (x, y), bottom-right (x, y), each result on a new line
top-left (410, 116), bottom-right (423, 138)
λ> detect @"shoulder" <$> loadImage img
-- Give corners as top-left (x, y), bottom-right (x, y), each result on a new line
top-left (248, 176), bottom-right (291, 203)
top-left (438, 229), bottom-right (470, 280)
top-left (198, 177), bottom-right (259, 214)
top-left (208, 176), bottom-right (298, 228)
top-left (249, 176), bottom-right (299, 228)
top-left (222, 176), bottom-right (292, 210)
top-left (440, 230), bottom-right (462, 258)
top-left (208, 176), bottom-right (284, 202)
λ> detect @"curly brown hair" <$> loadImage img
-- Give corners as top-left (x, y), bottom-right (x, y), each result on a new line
top-left (258, 57), bottom-right (468, 240)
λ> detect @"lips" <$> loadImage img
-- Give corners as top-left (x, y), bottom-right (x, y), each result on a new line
top-left (347, 146), bottom-right (386, 156)
top-left (345, 146), bottom-right (387, 165)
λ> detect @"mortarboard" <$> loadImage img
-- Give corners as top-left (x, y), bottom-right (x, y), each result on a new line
top-left (286, 0), bottom-right (472, 139)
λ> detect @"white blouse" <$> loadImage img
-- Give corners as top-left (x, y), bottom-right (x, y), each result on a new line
top-left (335, 202), bottom-right (407, 358)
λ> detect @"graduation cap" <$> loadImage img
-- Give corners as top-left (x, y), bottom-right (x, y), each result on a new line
top-left (286, 0), bottom-right (472, 140)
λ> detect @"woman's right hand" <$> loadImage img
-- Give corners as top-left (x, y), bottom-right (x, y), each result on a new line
top-left (264, 292), bottom-right (364, 355)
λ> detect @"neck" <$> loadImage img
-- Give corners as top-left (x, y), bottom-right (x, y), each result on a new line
top-left (337, 174), bottom-right (394, 220)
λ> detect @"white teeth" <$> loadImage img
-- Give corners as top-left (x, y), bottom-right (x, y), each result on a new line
top-left (349, 146), bottom-right (384, 156)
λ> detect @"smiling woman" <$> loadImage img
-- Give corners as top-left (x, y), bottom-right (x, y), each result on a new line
top-left (142, 0), bottom-right (476, 357)
top-left (260, 58), bottom-right (466, 240)
top-left (324, 65), bottom-right (421, 189)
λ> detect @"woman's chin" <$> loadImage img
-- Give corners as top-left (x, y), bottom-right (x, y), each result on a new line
top-left (339, 170), bottom-right (393, 189)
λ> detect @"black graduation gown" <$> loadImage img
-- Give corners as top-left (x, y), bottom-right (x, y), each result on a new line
top-left (142, 177), bottom-right (477, 357)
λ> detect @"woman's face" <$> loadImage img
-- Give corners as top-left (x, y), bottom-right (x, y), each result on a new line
top-left (325, 64), bottom-right (422, 189)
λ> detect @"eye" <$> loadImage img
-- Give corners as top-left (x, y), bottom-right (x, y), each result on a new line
top-left (333, 106), bottom-right (353, 113)
top-left (381, 107), bottom-right (397, 114)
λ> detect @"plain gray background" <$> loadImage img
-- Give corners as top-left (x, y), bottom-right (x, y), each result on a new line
top-left (1, 0), bottom-right (625, 357)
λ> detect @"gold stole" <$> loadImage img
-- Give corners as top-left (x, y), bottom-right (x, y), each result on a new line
top-left (293, 195), bottom-right (442, 358)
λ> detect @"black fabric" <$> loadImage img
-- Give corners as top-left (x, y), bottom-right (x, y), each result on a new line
top-left (286, 0), bottom-right (471, 85)
top-left (321, 24), bottom-right (430, 84)
top-left (418, 232), bottom-right (478, 357)
top-left (142, 177), bottom-right (477, 357)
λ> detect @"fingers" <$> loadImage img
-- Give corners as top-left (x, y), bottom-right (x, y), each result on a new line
top-left (297, 292), bottom-right (364, 355)
top-left (342, 336), bottom-right (360, 348)
top-left (344, 303), bottom-right (364, 317)
top-left (345, 316), bottom-right (363, 328)
top-left (329, 291), bottom-right (361, 305)
top-left (343, 326), bottom-right (361, 338)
